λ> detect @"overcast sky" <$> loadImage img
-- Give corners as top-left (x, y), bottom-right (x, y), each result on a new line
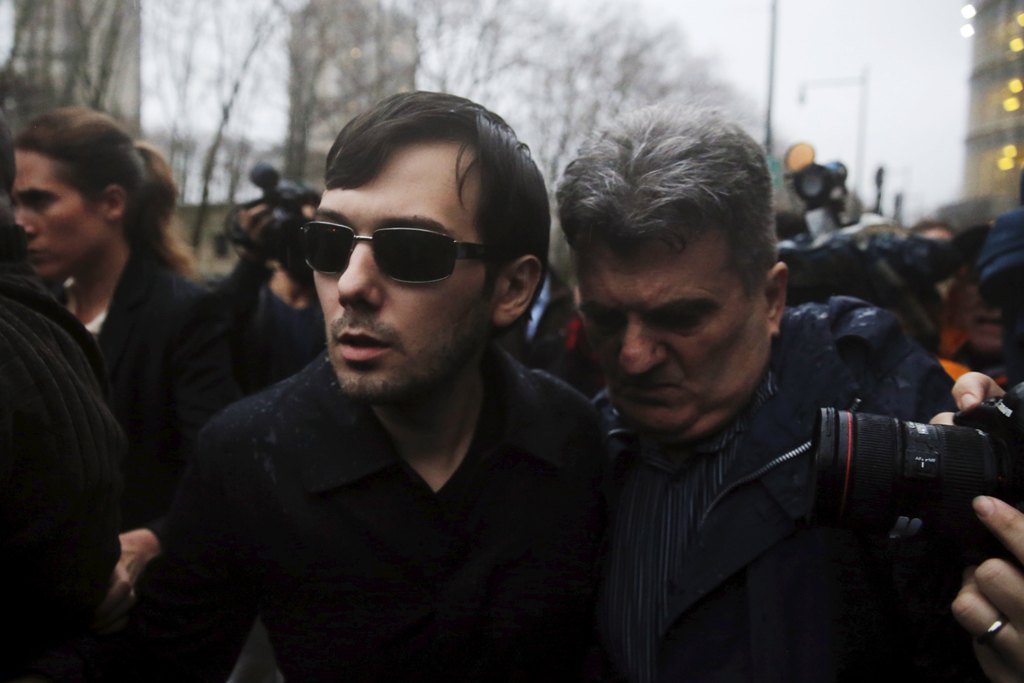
top-left (638, 0), bottom-right (971, 222)
top-left (129, 0), bottom-right (973, 222)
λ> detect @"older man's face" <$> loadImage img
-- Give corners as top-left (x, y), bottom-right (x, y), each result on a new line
top-left (576, 232), bottom-right (787, 446)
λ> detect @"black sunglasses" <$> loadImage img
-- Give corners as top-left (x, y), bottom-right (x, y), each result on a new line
top-left (301, 221), bottom-right (490, 284)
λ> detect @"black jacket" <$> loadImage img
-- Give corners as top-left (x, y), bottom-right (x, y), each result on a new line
top-left (97, 254), bottom-right (239, 529)
top-left (0, 268), bottom-right (124, 679)
top-left (214, 257), bottom-right (323, 394)
top-left (61, 347), bottom-right (605, 682)
top-left (600, 297), bottom-right (979, 682)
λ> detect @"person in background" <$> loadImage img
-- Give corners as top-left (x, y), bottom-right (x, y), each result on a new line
top-left (217, 193), bottom-right (324, 394)
top-left (496, 268), bottom-right (605, 397)
top-left (12, 107), bottom-right (240, 629)
top-left (0, 110), bottom-right (124, 679)
top-left (937, 225), bottom-right (1007, 385)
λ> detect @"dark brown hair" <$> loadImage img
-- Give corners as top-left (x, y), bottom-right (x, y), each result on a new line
top-left (325, 91), bottom-right (550, 271)
top-left (15, 106), bottom-right (195, 276)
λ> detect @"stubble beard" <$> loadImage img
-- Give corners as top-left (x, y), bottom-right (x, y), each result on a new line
top-left (327, 304), bottom-right (492, 406)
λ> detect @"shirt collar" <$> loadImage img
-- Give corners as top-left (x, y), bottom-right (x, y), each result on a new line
top-left (299, 345), bottom-right (575, 493)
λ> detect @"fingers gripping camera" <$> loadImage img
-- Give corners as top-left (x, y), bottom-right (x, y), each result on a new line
top-left (811, 383), bottom-right (1024, 555)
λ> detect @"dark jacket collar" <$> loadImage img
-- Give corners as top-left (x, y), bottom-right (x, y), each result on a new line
top-left (297, 345), bottom-right (578, 493)
top-left (599, 301), bottom-right (871, 519)
top-left (0, 267), bottom-right (110, 393)
top-left (661, 300), bottom-right (873, 621)
top-left (595, 301), bottom-right (869, 626)
top-left (96, 253), bottom-right (160, 375)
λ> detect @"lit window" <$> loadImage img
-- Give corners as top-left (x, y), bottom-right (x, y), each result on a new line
top-left (1004, 144), bottom-right (1019, 157)
top-left (999, 157), bottom-right (1015, 171)
top-left (1018, 12), bottom-right (1024, 27)
top-left (1005, 96), bottom-right (1021, 111)
top-left (961, 23), bottom-right (975, 37)
top-left (1012, 79), bottom-right (1024, 93)
top-left (962, 4), bottom-right (976, 19)
top-left (1011, 37), bottom-right (1024, 52)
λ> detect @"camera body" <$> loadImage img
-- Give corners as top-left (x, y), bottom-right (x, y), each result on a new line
top-left (227, 163), bottom-right (319, 283)
top-left (811, 383), bottom-right (1024, 554)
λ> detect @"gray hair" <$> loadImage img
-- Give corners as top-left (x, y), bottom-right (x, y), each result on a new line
top-left (556, 104), bottom-right (776, 291)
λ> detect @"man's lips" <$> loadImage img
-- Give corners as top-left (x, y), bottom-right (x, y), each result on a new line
top-left (336, 331), bottom-right (391, 363)
top-left (613, 380), bottom-right (684, 405)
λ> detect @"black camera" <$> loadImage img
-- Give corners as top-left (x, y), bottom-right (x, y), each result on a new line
top-left (810, 384), bottom-right (1024, 552)
top-left (226, 163), bottom-right (320, 283)
top-left (792, 161), bottom-right (847, 211)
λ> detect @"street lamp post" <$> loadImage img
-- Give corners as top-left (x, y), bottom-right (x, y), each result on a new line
top-left (798, 67), bottom-right (870, 197)
top-left (764, 0), bottom-right (778, 155)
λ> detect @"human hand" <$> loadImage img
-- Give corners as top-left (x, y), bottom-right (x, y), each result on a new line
top-left (237, 203), bottom-right (273, 240)
top-left (232, 203), bottom-right (274, 261)
top-left (931, 372), bottom-right (1005, 426)
top-left (90, 528), bottom-right (162, 635)
top-left (952, 496), bottom-right (1024, 682)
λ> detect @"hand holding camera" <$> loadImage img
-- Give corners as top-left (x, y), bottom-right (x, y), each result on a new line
top-left (953, 496), bottom-right (1024, 680)
top-left (230, 203), bottom-right (276, 262)
top-left (811, 374), bottom-right (1024, 555)
top-left (225, 162), bottom-right (320, 285)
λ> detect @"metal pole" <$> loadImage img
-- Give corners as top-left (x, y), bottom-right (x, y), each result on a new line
top-left (764, 0), bottom-right (778, 154)
top-left (855, 66), bottom-right (869, 198)
top-left (797, 71), bottom-right (870, 196)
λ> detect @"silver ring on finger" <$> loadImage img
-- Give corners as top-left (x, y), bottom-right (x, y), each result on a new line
top-left (976, 614), bottom-right (1010, 645)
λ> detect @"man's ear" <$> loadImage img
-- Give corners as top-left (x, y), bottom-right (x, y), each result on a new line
top-left (764, 260), bottom-right (788, 337)
top-left (97, 184), bottom-right (128, 224)
top-left (490, 255), bottom-right (543, 329)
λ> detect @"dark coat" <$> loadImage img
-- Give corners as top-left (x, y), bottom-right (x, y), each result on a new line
top-left (0, 267), bottom-right (124, 679)
top-left (97, 255), bottom-right (239, 530)
top-left (601, 297), bottom-right (980, 682)
top-left (213, 257), bottom-right (323, 394)
top-left (59, 348), bottom-right (605, 682)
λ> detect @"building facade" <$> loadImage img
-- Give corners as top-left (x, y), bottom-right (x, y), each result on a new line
top-left (283, 0), bottom-right (417, 184)
top-left (1, 0), bottom-right (142, 133)
top-left (963, 0), bottom-right (1024, 211)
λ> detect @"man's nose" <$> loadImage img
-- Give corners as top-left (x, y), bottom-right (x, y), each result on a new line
top-left (335, 240), bottom-right (383, 306)
top-left (14, 206), bottom-right (34, 235)
top-left (618, 320), bottom-right (665, 375)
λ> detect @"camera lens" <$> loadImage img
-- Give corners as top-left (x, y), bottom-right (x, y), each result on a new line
top-left (812, 408), bottom-right (1004, 545)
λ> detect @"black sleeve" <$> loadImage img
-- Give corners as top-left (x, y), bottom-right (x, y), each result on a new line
top-left (0, 287), bottom-right (123, 680)
top-left (28, 425), bottom-right (261, 683)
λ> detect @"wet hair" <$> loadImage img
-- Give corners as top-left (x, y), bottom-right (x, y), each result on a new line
top-left (15, 106), bottom-right (195, 276)
top-left (324, 91), bottom-right (550, 272)
top-left (557, 104), bottom-right (776, 292)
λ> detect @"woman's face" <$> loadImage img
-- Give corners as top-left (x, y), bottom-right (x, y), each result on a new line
top-left (13, 150), bottom-right (124, 282)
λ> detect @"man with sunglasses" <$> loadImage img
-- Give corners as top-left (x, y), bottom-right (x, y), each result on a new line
top-left (26, 92), bottom-right (604, 682)
top-left (557, 105), bottom-right (980, 681)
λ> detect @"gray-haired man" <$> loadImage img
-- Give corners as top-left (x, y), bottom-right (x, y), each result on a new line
top-left (557, 106), bottom-right (979, 681)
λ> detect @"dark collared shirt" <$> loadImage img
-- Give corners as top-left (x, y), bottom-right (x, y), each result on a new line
top-left (78, 349), bottom-right (605, 682)
top-left (600, 372), bottom-right (777, 683)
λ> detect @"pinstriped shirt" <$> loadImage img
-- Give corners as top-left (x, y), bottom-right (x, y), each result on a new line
top-left (599, 371), bottom-right (777, 683)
